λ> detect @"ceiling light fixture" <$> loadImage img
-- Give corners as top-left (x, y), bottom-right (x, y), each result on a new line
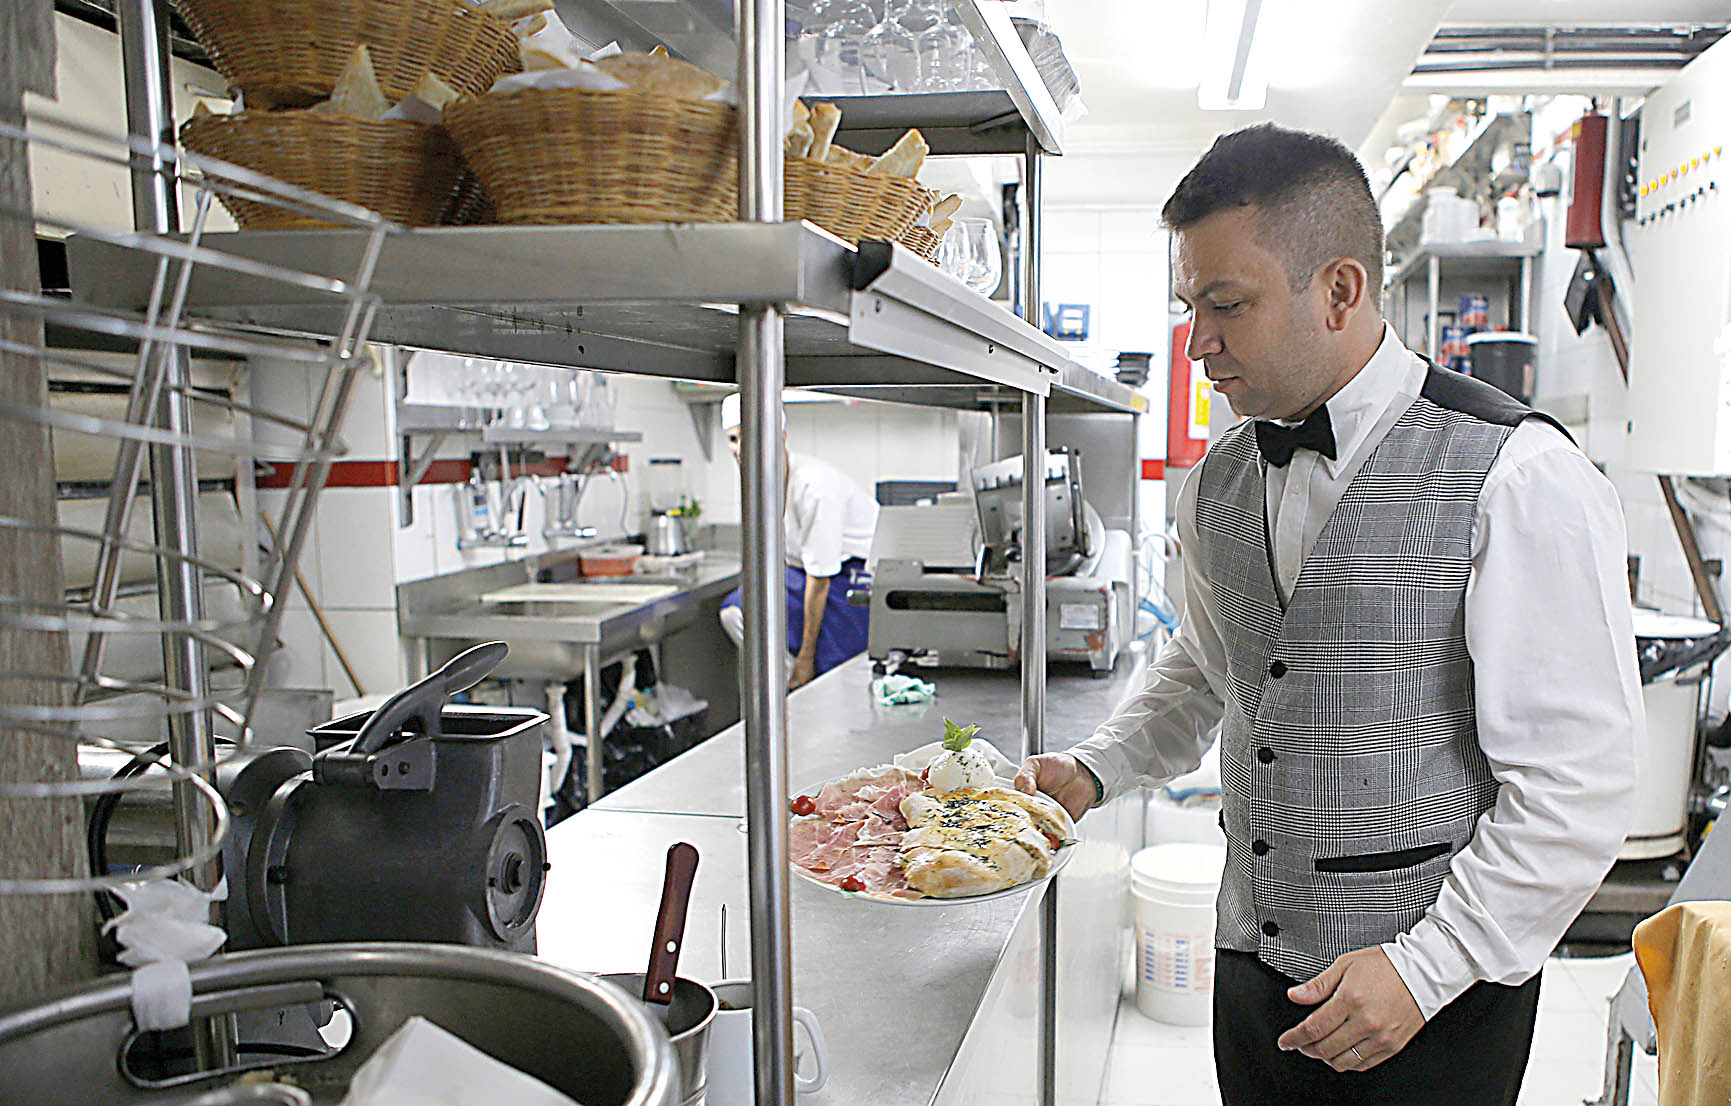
top-left (1198, 0), bottom-right (1268, 111)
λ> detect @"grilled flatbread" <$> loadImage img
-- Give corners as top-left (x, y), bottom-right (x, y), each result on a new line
top-left (897, 788), bottom-right (1058, 898)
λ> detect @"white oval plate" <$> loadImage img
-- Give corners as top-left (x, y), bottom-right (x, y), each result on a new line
top-left (787, 774), bottom-right (1078, 906)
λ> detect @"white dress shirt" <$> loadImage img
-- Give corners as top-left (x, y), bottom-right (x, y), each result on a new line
top-left (785, 451), bottom-right (879, 579)
top-left (1070, 323), bottom-right (1641, 1019)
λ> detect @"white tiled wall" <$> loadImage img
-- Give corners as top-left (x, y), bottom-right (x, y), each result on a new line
top-left (1041, 207), bottom-right (1171, 381)
top-left (254, 359), bottom-right (405, 698)
top-left (699, 395), bottom-right (969, 526)
top-left (1044, 206), bottom-right (1174, 549)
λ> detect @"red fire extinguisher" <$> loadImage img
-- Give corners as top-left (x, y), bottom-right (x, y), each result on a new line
top-left (1566, 112), bottom-right (1607, 250)
top-left (1167, 320), bottom-right (1210, 470)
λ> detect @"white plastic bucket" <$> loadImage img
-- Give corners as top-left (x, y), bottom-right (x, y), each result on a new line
top-left (1131, 842), bottom-right (1226, 1026)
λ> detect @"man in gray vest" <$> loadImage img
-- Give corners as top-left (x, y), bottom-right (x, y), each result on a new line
top-left (1016, 123), bottom-right (1641, 1105)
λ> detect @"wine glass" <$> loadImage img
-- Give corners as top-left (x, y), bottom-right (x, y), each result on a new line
top-left (938, 217), bottom-right (1002, 296)
top-left (908, 0), bottom-right (966, 91)
top-left (957, 218), bottom-right (1002, 296)
top-left (860, 0), bottom-right (918, 92)
top-left (804, 0), bottom-right (877, 94)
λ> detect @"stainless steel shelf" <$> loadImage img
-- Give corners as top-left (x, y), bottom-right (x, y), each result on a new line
top-left (553, 0), bottom-right (1066, 154)
top-left (396, 403), bottom-right (644, 445)
top-left (1385, 113), bottom-right (1532, 257)
top-left (808, 360), bottom-right (1146, 415)
top-left (1386, 238), bottom-right (1542, 289)
top-left (69, 220), bottom-right (1101, 406)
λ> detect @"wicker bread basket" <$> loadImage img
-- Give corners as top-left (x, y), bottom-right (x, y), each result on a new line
top-left (171, 0), bottom-right (520, 109)
top-left (900, 224), bottom-right (943, 264)
top-left (181, 110), bottom-right (472, 229)
top-left (444, 87), bottom-right (739, 225)
top-left (785, 157), bottom-right (931, 244)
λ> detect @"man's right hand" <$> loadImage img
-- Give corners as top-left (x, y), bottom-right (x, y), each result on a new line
top-left (1013, 753), bottom-right (1097, 822)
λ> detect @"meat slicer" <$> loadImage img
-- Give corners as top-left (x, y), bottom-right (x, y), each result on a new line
top-left (867, 449), bottom-right (1132, 675)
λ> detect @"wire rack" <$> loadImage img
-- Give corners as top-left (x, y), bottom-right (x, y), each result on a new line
top-left (0, 110), bottom-right (393, 896)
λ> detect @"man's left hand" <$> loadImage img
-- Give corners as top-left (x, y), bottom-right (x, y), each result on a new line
top-left (789, 654), bottom-right (817, 689)
top-left (1275, 946), bottom-right (1424, 1072)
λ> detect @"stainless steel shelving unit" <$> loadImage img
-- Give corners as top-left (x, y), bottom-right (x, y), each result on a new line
top-left (1384, 238), bottom-right (1541, 360)
top-left (72, 222), bottom-right (1086, 401)
top-left (1383, 112), bottom-right (1532, 258)
top-left (89, 1), bottom-right (1128, 1102)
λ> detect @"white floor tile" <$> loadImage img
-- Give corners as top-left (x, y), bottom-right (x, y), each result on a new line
top-left (1517, 1058), bottom-right (1605, 1105)
top-left (1529, 1004), bottom-right (1608, 1062)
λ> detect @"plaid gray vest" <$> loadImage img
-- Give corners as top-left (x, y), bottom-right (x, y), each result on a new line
top-left (1194, 366), bottom-right (1551, 981)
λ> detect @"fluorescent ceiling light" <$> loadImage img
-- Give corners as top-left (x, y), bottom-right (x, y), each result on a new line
top-left (1198, 0), bottom-right (1268, 110)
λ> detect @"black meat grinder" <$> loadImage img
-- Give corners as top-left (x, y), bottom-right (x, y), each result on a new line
top-left (216, 641), bottom-right (549, 952)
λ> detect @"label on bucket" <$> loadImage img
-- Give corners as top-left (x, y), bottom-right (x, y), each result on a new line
top-left (1138, 925), bottom-right (1215, 995)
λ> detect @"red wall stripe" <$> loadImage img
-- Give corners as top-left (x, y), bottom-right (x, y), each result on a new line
top-left (255, 453), bottom-right (625, 490)
top-left (1141, 459), bottom-right (1165, 480)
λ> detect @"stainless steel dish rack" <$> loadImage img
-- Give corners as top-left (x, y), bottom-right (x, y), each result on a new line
top-left (0, 108), bottom-right (391, 899)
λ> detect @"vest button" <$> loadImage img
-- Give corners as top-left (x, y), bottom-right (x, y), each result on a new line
top-left (1269, 660), bottom-right (1287, 678)
top-left (1252, 839), bottom-right (1270, 856)
top-left (1262, 920), bottom-right (1280, 938)
top-left (1257, 746), bottom-right (1275, 764)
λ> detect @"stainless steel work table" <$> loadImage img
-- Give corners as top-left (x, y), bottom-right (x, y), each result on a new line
top-left (398, 553), bottom-right (741, 803)
top-left (537, 650), bottom-right (1152, 1106)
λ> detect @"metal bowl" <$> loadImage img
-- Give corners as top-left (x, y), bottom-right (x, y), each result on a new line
top-left (597, 974), bottom-right (716, 1106)
top-left (0, 943), bottom-right (678, 1106)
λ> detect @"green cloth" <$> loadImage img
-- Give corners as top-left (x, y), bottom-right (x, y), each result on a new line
top-left (871, 673), bottom-right (935, 706)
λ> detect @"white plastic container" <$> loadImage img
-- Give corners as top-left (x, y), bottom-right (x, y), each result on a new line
top-left (1496, 194), bottom-right (1525, 241)
top-left (1420, 186), bottom-right (1457, 244)
top-left (1131, 842), bottom-right (1226, 1026)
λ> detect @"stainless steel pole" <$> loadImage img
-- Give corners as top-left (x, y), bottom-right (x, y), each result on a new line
top-left (117, 0), bottom-right (233, 1069)
top-left (1426, 254), bottom-right (1440, 361)
top-left (1020, 140), bottom-right (1045, 765)
top-left (736, 1), bottom-right (793, 1104)
top-left (1021, 133), bottom-right (1057, 1106)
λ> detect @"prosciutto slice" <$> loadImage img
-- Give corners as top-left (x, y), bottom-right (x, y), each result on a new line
top-left (790, 764), bottom-right (922, 899)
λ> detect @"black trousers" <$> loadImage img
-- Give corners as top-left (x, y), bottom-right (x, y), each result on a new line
top-left (1212, 949), bottom-right (1542, 1106)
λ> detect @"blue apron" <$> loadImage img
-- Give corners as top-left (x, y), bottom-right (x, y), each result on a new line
top-left (721, 557), bottom-right (870, 676)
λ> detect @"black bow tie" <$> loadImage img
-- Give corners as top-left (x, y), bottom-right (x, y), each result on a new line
top-left (1254, 406), bottom-right (1337, 467)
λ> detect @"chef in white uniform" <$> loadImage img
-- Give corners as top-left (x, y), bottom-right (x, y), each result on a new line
top-left (718, 394), bottom-right (878, 688)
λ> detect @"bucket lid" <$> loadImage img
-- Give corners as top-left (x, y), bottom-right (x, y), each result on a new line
top-left (1131, 843), bottom-right (1225, 900)
top-left (1465, 331), bottom-right (1537, 345)
top-left (1633, 610), bottom-right (1721, 641)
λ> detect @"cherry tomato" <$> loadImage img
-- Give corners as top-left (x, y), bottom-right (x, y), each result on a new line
top-left (838, 875), bottom-right (866, 893)
top-left (920, 766), bottom-right (931, 783)
top-left (789, 794), bottom-right (817, 816)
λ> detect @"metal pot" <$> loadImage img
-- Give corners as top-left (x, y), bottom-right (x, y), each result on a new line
top-left (646, 513), bottom-right (689, 557)
top-left (0, 943), bottom-right (679, 1106)
top-left (599, 973), bottom-right (716, 1106)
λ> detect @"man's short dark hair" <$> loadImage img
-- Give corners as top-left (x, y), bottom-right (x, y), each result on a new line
top-left (1163, 122), bottom-right (1384, 293)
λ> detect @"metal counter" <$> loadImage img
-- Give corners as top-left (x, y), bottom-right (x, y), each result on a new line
top-left (399, 552), bottom-right (742, 804)
top-left (592, 652), bottom-right (1147, 818)
top-left (539, 649), bottom-right (1153, 1106)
